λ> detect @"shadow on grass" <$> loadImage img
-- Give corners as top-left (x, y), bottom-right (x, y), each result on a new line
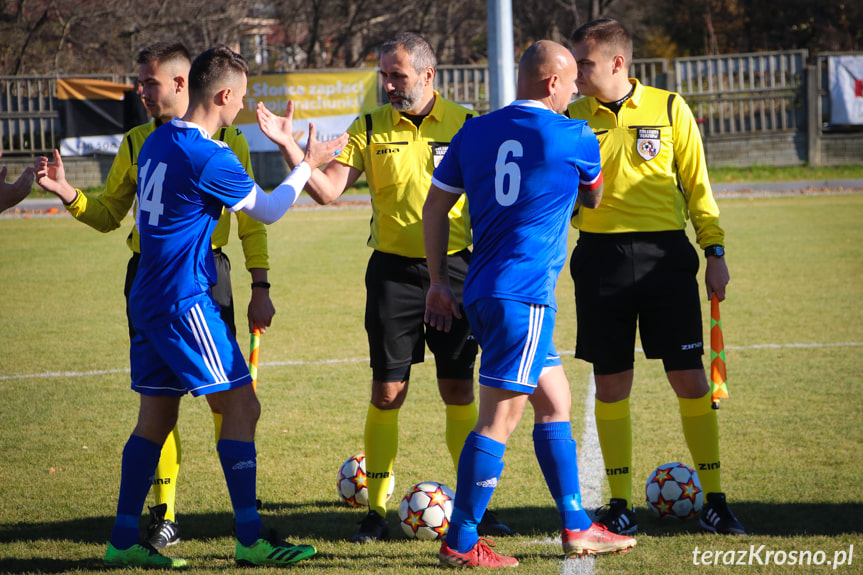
top-left (468, 501), bottom-right (863, 539)
top-left (0, 501), bottom-right (860, 573)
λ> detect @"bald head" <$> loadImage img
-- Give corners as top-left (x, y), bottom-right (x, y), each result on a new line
top-left (516, 40), bottom-right (578, 113)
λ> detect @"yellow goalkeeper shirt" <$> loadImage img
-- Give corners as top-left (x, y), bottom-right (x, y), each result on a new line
top-left (64, 120), bottom-right (269, 270)
top-left (336, 91), bottom-right (474, 258)
top-left (566, 79), bottom-right (724, 249)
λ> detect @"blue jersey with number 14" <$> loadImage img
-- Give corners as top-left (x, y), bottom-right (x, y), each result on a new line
top-left (432, 100), bottom-right (602, 309)
top-left (130, 118), bottom-right (255, 330)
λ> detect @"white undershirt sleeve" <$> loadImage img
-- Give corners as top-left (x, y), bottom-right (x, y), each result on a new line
top-left (231, 162), bottom-right (312, 224)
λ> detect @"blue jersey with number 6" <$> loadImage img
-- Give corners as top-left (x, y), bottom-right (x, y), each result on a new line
top-left (431, 100), bottom-right (602, 309)
top-left (130, 118), bottom-right (255, 330)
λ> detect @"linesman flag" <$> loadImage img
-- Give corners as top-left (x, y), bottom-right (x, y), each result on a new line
top-left (57, 78), bottom-right (147, 156)
top-left (709, 294), bottom-right (729, 409)
top-left (248, 328), bottom-right (262, 392)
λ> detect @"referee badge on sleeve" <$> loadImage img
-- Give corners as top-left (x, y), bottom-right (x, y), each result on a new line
top-left (636, 128), bottom-right (661, 161)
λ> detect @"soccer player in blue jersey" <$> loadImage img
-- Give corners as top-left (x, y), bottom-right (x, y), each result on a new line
top-left (423, 41), bottom-right (637, 568)
top-left (103, 45), bottom-right (347, 569)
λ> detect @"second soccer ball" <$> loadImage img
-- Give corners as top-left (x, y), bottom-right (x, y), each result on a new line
top-left (644, 461), bottom-right (703, 519)
top-left (336, 453), bottom-right (395, 508)
top-left (398, 481), bottom-right (455, 540)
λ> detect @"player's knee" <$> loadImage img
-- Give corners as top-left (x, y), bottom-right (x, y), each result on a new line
top-left (370, 378), bottom-right (408, 409)
top-left (438, 378), bottom-right (474, 405)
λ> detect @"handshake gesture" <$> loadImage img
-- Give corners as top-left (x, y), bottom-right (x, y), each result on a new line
top-left (256, 101), bottom-right (347, 171)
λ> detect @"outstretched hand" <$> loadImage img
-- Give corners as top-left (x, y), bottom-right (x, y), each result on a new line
top-left (256, 100), bottom-right (296, 149)
top-left (302, 122), bottom-right (349, 171)
top-left (0, 165), bottom-right (35, 212)
top-left (33, 149), bottom-right (76, 202)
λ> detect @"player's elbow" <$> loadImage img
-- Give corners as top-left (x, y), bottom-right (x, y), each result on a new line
top-left (578, 185), bottom-right (603, 209)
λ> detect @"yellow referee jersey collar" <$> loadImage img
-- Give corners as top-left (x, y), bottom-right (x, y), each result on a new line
top-left (388, 90), bottom-right (446, 125)
top-left (588, 78), bottom-right (645, 115)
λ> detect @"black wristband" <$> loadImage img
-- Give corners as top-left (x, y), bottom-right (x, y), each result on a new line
top-left (251, 281), bottom-right (271, 289)
top-left (704, 245), bottom-right (725, 258)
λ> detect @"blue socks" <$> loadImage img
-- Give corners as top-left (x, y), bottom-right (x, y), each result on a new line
top-left (110, 435), bottom-right (162, 550)
top-left (218, 439), bottom-right (262, 546)
top-left (446, 432), bottom-right (506, 553)
top-left (533, 421), bottom-right (591, 531)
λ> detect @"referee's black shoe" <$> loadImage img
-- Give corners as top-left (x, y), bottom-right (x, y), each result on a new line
top-left (146, 504), bottom-right (180, 549)
top-left (477, 509), bottom-right (513, 537)
top-left (351, 510), bottom-right (389, 543)
top-left (700, 492), bottom-right (747, 535)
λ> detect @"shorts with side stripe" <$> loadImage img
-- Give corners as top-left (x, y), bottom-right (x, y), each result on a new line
top-left (465, 298), bottom-right (561, 395)
top-left (130, 295), bottom-right (253, 397)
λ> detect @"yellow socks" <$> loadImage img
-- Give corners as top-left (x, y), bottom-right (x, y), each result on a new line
top-left (445, 401), bottom-right (478, 470)
top-left (595, 397), bottom-right (633, 507)
top-left (213, 412), bottom-right (223, 444)
top-left (364, 404), bottom-right (399, 516)
top-left (679, 392), bottom-right (722, 495)
top-left (153, 426), bottom-right (181, 521)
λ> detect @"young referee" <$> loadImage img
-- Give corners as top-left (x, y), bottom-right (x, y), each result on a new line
top-left (566, 18), bottom-right (745, 536)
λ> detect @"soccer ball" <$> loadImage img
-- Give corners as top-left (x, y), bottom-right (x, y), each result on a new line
top-left (644, 462), bottom-right (703, 519)
top-left (336, 453), bottom-right (395, 508)
top-left (398, 481), bottom-right (455, 540)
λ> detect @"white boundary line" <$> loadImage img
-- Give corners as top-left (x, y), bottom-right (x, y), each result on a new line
top-left (3, 342), bottom-right (860, 382)
top-left (527, 373), bottom-right (603, 573)
top-left (559, 373), bottom-right (602, 574)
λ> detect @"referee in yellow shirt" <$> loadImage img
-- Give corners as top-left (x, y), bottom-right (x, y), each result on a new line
top-left (566, 19), bottom-right (745, 536)
top-left (258, 31), bottom-right (510, 543)
top-left (34, 41), bottom-right (274, 549)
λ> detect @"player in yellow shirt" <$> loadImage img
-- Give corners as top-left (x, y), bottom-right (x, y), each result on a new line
top-left (256, 32), bottom-right (510, 543)
top-left (33, 41), bottom-right (274, 549)
top-left (566, 19), bottom-right (745, 536)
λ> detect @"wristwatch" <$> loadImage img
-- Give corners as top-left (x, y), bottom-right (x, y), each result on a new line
top-left (704, 245), bottom-right (725, 258)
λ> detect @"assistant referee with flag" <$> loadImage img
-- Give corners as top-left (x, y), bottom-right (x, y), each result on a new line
top-left (566, 18), bottom-right (746, 536)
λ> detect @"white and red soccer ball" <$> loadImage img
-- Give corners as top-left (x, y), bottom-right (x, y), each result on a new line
top-left (398, 481), bottom-right (455, 540)
top-left (644, 462), bottom-right (703, 519)
top-left (337, 453), bottom-right (395, 508)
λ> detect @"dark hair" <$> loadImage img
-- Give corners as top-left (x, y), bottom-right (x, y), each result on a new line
top-left (570, 18), bottom-right (633, 65)
top-left (188, 45), bottom-right (249, 104)
top-left (380, 32), bottom-right (436, 73)
top-left (136, 40), bottom-right (191, 67)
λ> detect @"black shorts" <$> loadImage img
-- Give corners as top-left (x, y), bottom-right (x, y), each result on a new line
top-left (570, 230), bottom-right (704, 372)
top-left (364, 249), bottom-right (477, 382)
top-left (125, 248), bottom-right (236, 339)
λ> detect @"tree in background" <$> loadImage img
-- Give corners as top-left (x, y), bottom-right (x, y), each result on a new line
top-left (0, 0), bottom-right (860, 76)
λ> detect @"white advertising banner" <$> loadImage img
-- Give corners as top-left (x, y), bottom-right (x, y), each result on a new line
top-left (236, 70), bottom-right (378, 151)
top-left (828, 55), bottom-right (863, 125)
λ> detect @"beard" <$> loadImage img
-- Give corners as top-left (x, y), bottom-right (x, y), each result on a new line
top-left (388, 76), bottom-right (425, 112)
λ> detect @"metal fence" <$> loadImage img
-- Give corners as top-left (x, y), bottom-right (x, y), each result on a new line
top-left (1, 50), bottom-right (858, 156)
top-left (437, 59), bottom-right (669, 114)
top-left (673, 50), bottom-right (808, 135)
top-left (0, 73), bottom-right (136, 156)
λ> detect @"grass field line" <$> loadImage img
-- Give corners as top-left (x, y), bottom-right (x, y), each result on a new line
top-left (527, 372), bottom-right (600, 574)
top-left (4, 341), bottom-right (861, 382)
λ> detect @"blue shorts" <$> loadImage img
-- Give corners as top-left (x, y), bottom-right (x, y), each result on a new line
top-left (130, 296), bottom-right (253, 397)
top-left (465, 298), bottom-right (561, 395)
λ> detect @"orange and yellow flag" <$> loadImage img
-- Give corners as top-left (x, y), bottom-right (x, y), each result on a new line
top-left (249, 328), bottom-right (261, 392)
top-left (710, 295), bottom-right (729, 409)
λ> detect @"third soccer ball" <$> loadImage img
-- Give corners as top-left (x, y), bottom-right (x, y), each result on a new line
top-left (398, 481), bottom-right (455, 540)
top-left (645, 462), bottom-right (703, 519)
top-left (336, 453), bottom-right (394, 508)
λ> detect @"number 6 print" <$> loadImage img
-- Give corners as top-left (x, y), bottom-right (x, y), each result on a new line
top-left (494, 139), bottom-right (523, 206)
